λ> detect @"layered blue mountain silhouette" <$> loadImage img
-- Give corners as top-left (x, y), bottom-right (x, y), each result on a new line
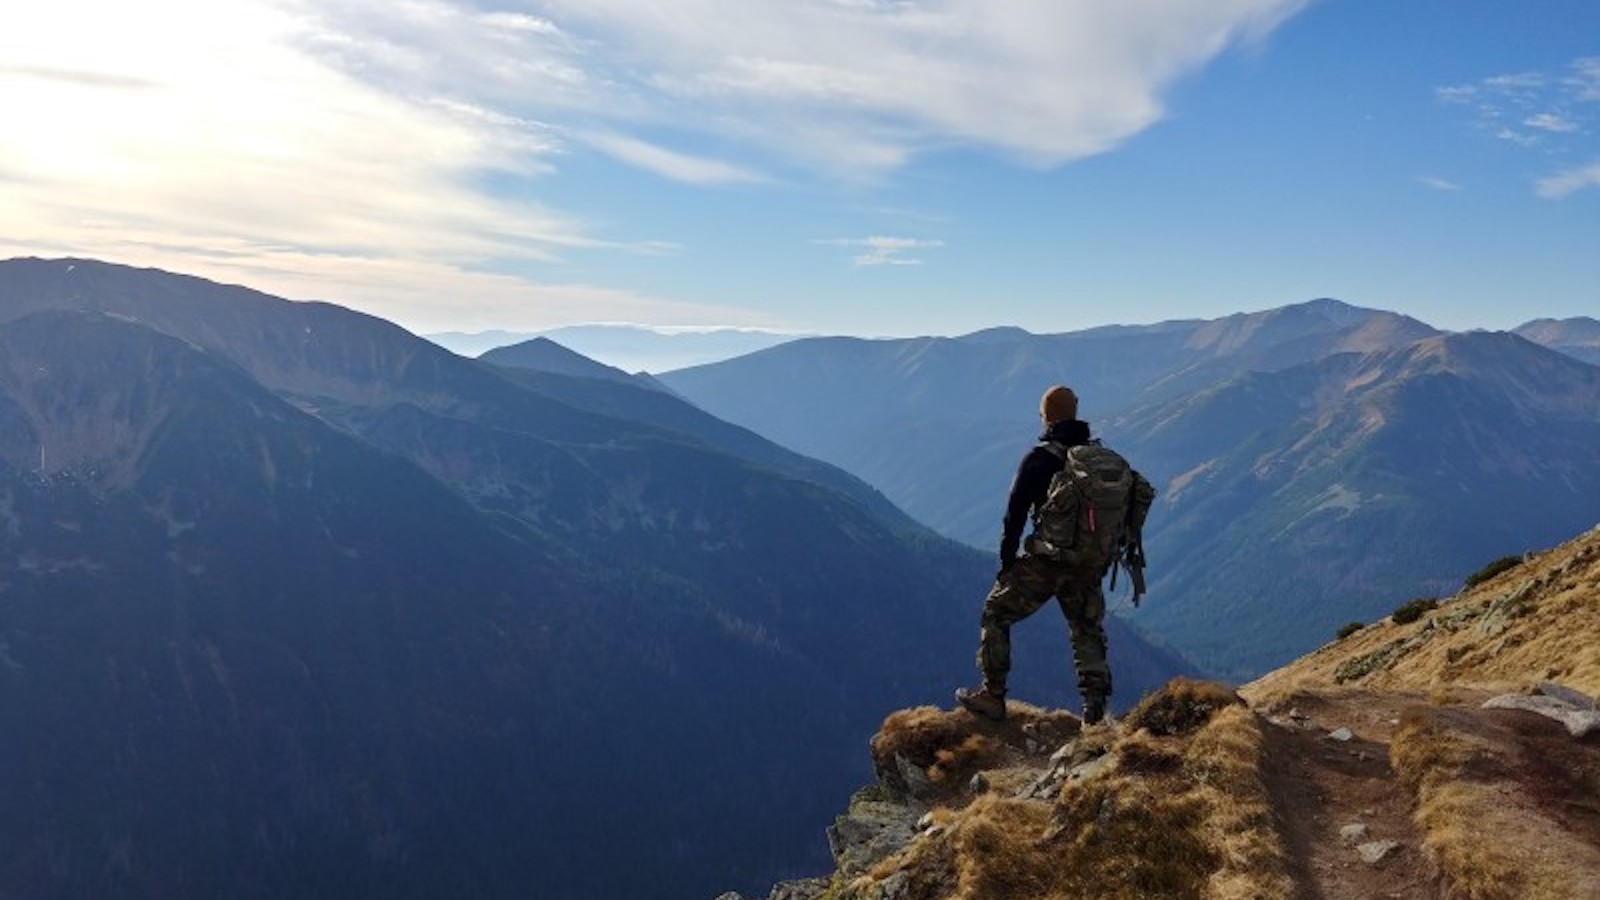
top-left (0, 258), bottom-right (1189, 900)
top-left (660, 301), bottom-right (1600, 680)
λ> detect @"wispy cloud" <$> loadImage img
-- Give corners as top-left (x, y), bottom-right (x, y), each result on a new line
top-left (816, 235), bottom-right (945, 267)
top-left (1525, 112), bottom-right (1578, 133)
top-left (1495, 128), bottom-right (1540, 148)
top-left (1482, 72), bottom-right (1546, 93)
top-left (1567, 57), bottom-right (1600, 101)
top-left (1438, 57), bottom-right (1600, 193)
top-left (0, 64), bottom-right (160, 89)
top-left (1417, 175), bottom-right (1462, 192)
top-left (1536, 161), bottom-right (1600, 199)
top-left (578, 131), bottom-right (765, 186)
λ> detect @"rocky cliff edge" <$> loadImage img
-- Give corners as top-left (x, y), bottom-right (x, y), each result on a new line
top-left (722, 523), bottom-right (1600, 900)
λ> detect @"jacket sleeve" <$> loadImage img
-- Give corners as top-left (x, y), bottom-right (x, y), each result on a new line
top-left (999, 447), bottom-right (1057, 565)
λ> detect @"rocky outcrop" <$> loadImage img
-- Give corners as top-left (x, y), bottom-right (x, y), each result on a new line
top-left (1483, 683), bottom-right (1600, 738)
top-left (723, 680), bottom-right (1297, 900)
top-left (731, 525), bottom-right (1600, 900)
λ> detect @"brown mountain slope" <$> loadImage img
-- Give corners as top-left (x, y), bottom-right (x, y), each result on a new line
top-left (729, 524), bottom-right (1600, 900)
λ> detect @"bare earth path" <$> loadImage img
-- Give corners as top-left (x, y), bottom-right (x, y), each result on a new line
top-left (1254, 690), bottom-right (1437, 900)
top-left (1249, 685), bottom-right (1600, 900)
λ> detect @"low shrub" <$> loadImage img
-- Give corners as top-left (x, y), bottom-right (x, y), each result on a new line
top-left (1391, 597), bottom-right (1439, 625)
top-left (1463, 554), bottom-right (1524, 590)
top-left (1335, 621), bottom-right (1365, 640)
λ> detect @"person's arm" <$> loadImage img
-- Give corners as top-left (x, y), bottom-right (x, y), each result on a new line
top-left (998, 447), bottom-right (1057, 570)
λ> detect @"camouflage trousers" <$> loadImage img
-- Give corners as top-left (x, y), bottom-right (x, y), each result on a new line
top-left (977, 554), bottom-right (1111, 702)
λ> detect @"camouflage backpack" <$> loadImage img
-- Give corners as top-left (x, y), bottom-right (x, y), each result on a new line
top-left (1027, 440), bottom-right (1142, 573)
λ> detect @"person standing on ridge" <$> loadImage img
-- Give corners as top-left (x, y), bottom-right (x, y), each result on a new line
top-left (956, 385), bottom-right (1155, 725)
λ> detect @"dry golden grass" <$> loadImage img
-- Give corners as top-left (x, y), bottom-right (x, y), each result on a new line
top-left (1391, 711), bottom-right (1532, 900)
top-left (871, 705), bottom-right (965, 773)
top-left (1125, 677), bottom-right (1245, 736)
top-left (948, 781), bottom-right (1217, 900)
top-left (852, 681), bottom-right (1291, 900)
top-left (870, 702), bottom-right (1081, 796)
top-left (929, 735), bottom-right (1004, 784)
top-left (1391, 708), bottom-right (1600, 900)
top-left (1113, 728), bottom-right (1185, 775)
top-left (1182, 705), bottom-right (1295, 900)
top-left (950, 795), bottom-right (1073, 899)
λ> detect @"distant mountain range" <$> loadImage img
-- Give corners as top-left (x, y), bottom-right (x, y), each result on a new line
top-left (659, 300), bottom-right (1600, 681)
top-left (427, 323), bottom-right (801, 372)
top-left (0, 258), bottom-right (1190, 899)
top-left (1514, 317), bottom-right (1600, 365)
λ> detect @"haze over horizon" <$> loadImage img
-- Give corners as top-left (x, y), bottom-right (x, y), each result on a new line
top-left (4, 1), bottom-right (1597, 338)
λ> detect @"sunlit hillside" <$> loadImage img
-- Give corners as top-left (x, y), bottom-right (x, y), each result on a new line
top-left (731, 524), bottom-right (1600, 900)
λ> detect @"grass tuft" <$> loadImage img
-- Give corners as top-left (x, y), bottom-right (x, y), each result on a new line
top-left (1391, 710), bottom-right (1526, 900)
top-left (929, 734), bottom-right (1005, 784)
top-left (1124, 678), bottom-right (1244, 737)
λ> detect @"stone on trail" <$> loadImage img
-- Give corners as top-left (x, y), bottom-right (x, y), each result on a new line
top-left (1339, 823), bottom-right (1371, 844)
top-left (1483, 693), bottom-right (1600, 738)
top-left (1357, 840), bottom-right (1402, 865)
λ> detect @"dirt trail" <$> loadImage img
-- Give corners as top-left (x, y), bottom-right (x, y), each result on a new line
top-left (1254, 690), bottom-right (1437, 900)
top-left (1251, 686), bottom-right (1600, 899)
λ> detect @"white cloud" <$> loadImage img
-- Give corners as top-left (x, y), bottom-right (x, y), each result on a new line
top-left (294, 0), bottom-right (1311, 174)
top-left (1569, 57), bottom-right (1600, 101)
top-left (1495, 128), bottom-right (1539, 147)
top-left (1525, 112), bottom-right (1578, 133)
top-left (1417, 176), bottom-right (1462, 192)
top-left (1482, 72), bottom-right (1546, 93)
top-left (816, 235), bottom-right (944, 266)
top-left (2, 0), bottom-right (1312, 330)
top-left (1535, 161), bottom-right (1600, 200)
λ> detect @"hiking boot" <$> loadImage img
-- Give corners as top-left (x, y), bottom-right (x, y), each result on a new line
top-left (956, 687), bottom-right (1006, 721)
top-left (1082, 697), bottom-right (1106, 726)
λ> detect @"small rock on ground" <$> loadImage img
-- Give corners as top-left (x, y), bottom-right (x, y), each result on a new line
top-left (1339, 823), bottom-right (1371, 844)
top-left (1357, 840), bottom-right (1402, 865)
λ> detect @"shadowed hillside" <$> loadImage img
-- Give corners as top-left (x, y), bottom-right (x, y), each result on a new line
top-left (0, 257), bottom-right (1194, 899)
top-left (727, 524), bottom-right (1600, 900)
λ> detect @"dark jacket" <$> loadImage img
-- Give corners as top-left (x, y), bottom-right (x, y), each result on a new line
top-left (998, 418), bottom-right (1092, 567)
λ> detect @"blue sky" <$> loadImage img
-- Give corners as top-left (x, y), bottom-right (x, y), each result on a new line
top-left (3, 0), bottom-right (1596, 337)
